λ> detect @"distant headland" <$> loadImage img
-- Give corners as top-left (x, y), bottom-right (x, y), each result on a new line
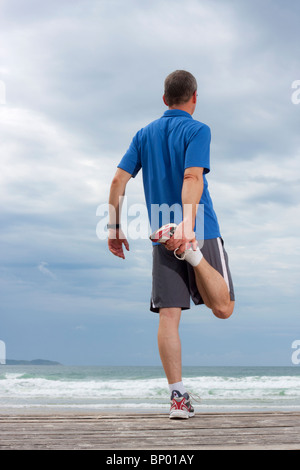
top-left (4, 359), bottom-right (62, 365)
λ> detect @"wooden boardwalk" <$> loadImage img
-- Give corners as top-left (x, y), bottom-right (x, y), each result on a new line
top-left (0, 412), bottom-right (300, 450)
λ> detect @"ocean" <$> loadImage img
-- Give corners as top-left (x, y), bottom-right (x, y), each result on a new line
top-left (0, 365), bottom-right (300, 413)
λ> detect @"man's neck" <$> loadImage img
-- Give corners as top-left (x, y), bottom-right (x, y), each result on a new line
top-left (168, 105), bottom-right (194, 115)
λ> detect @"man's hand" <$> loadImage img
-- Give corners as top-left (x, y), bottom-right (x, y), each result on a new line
top-left (108, 228), bottom-right (129, 259)
top-left (107, 168), bottom-right (132, 259)
top-left (165, 167), bottom-right (204, 255)
top-left (165, 220), bottom-right (197, 255)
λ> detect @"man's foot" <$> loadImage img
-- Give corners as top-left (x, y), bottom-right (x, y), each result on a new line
top-left (169, 390), bottom-right (195, 419)
top-left (149, 223), bottom-right (177, 243)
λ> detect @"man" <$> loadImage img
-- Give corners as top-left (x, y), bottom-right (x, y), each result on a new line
top-left (107, 70), bottom-right (235, 419)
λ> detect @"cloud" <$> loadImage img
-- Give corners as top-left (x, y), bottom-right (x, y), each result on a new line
top-left (0, 0), bottom-right (299, 364)
top-left (37, 262), bottom-right (57, 280)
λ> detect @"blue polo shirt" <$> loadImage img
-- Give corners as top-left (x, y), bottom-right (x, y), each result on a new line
top-left (118, 109), bottom-right (221, 241)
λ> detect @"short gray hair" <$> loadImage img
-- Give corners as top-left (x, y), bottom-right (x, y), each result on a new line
top-left (164, 70), bottom-right (197, 107)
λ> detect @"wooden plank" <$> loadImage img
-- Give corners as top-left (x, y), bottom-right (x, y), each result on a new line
top-left (0, 412), bottom-right (300, 450)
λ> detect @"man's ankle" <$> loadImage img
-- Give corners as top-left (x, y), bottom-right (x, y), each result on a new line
top-left (169, 381), bottom-right (187, 396)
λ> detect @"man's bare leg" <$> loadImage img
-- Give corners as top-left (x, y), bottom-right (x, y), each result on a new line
top-left (157, 307), bottom-right (182, 384)
top-left (161, 221), bottom-right (234, 320)
top-left (193, 258), bottom-right (234, 319)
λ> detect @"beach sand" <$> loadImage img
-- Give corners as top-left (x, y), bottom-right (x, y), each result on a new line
top-left (0, 411), bottom-right (300, 450)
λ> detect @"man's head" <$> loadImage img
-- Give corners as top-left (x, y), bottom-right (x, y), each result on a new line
top-left (163, 70), bottom-right (198, 113)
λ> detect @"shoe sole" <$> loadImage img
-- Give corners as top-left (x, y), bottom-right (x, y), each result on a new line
top-left (149, 223), bottom-right (177, 243)
top-left (169, 410), bottom-right (195, 419)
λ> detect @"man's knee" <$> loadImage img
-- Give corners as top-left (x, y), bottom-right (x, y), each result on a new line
top-left (212, 301), bottom-right (235, 320)
top-left (159, 308), bottom-right (182, 328)
top-left (159, 307), bottom-right (181, 318)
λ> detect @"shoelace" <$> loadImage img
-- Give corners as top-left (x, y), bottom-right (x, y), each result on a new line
top-left (187, 391), bottom-right (202, 404)
top-left (174, 241), bottom-right (198, 261)
top-left (174, 247), bottom-right (186, 260)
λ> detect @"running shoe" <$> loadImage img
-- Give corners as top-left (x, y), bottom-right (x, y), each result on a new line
top-left (149, 223), bottom-right (177, 243)
top-left (169, 390), bottom-right (195, 419)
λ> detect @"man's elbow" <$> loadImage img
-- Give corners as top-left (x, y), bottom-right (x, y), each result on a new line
top-left (110, 175), bottom-right (126, 191)
top-left (111, 175), bottom-right (122, 186)
top-left (183, 167), bottom-right (204, 182)
top-left (183, 173), bottom-right (200, 183)
top-left (110, 169), bottom-right (132, 188)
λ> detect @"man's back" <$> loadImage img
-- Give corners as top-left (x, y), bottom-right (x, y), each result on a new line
top-left (118, 109), bottom-right (221, 240)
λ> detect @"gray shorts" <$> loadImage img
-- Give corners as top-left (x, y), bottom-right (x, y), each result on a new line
top-left (150, 238), bottom-right (235, 313)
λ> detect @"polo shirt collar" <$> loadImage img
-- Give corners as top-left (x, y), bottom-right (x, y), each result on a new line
top-left (162, 109), bottom-right (192, 118)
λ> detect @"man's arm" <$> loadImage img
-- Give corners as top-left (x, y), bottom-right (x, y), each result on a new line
top-left (108, 168), bottom-right (132, 259)
top-left (181, 166), bottom-right (204, 230)
top-left (165, 167), bottom-right (204, 254)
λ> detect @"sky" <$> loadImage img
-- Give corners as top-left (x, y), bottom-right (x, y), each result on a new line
top-left (0, 0), bottom-right (300, 366)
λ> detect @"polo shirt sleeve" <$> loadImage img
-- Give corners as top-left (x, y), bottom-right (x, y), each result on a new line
top-left (117, 132), bottom-right (142, 178)
top-left (184, 124), bottom-right (211, 174)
